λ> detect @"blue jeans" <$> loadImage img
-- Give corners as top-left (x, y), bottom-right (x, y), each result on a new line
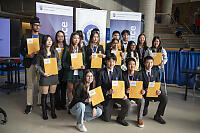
top-left (70, 102), bottom-right (102, 124)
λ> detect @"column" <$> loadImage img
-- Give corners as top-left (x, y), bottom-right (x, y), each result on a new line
top-left (139, 0), bottom-right (156, 47)
top-left (161, 0), bottom-right (173, 24)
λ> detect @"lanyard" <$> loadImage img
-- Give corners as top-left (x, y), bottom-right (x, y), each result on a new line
top-left (72, 46), bottom-right (79, 53)
top-left (139, 48), bottom-right (143, 57)
top-left (128, 73), bottom-right (135, 85)
top-left (92, 45), bottom-right (98, 53)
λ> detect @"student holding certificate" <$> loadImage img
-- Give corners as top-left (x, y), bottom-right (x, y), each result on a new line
top-left (144, 36), bottom-right (168, 81)
top-left (62, 32), bottom-right (85, 104)
top-left (97, 54), bottom-right (130, 126)
top-left (85, 30), bottom-right (106, 75)
top-left (136, 33), bottom-right (148, 69)
top-left (69, 69), bottom-right (102, 132)
top-left (137, 56), bottom-right (168, 124)
top-left (122, 58), bottom-right (145, 128)
top-left (35, 35), bottom-right (61, 120)
top-left (20, 17), bottom-right (44, 114)
top-left (54, 31), bottom-right (67, 110)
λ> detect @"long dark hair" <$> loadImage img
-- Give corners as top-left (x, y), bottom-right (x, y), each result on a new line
top-left (88, 31), bottom-right (100, 49)
top-left (127, 41), bottom-right (137, 57)
top-left (54, 30), bottom-right (67, 48)
top-left (39, 35), bottom-right (56, 57)
top-left (136, 33), bottom-right (148, 50)
top-left (151, 36), bottom-right (162, 52)
top-left (82, 69), bottom-right (96, 92)
top-left (68, 32), bottom-right (83, 54)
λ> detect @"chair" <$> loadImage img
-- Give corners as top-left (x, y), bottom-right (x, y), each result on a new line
top-left (193, 67), bottom-right (200, 96)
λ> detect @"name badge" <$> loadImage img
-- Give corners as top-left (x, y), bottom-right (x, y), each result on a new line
top-left (71, 53), bottom-right (77, 58)
top-left (92, 53), bottom-right (97, 58)
top-left (56, 48), bottom-right (61, 53)
top-left (149, 82), bottom-right (155, 87)
top-left (112, 81), bottom-right (118, 86)
top-left (152, 53), bottom-right (157, 56)
top-left (130, 81), bottom-right (136, 86)
top-left (89, 89), bottom-right (96, 96)
top-left (27, 38), bottom-right (33, 44)
top-left (44, 59), bottom-right (51, 64)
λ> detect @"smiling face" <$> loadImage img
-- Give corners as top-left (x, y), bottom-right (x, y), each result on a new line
top-left (85, 72), bottom-right (94, 84)
top-left (144, 59), bottom-right (153, 71)
top-left (112, 40), bottom-right (119, 50)
top-left (153, 38), bottom-right (160, 48)
top-left (130, 43), bottom-right (136, 51)
top-left (122, 32), bottom-right (129, 42)
top-left (72, 34), bottom-right (80, 46)
top-left (127, 60), bottom-right (136, 71)
top-left (106, 58), bottom-right (116, 70)
top-left (57, 32), bottom-right (65, 44)
top-left (112, 33), bottom-right (120, 40)
top-left (139, 35), bottom-right (145, 45)
top-left (32, 23), bottom-right (40, 32)
top-left (45, 37), bottom-right (53, 48)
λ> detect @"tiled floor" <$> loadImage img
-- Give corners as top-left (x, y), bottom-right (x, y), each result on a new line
top-left (0, 74), bottom-right (200, 133)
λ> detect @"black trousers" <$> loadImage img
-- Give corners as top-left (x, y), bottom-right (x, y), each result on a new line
top-left (144, 92), bottom-right (168, 116)
top-left (102, 99), bottom-right (131, 122)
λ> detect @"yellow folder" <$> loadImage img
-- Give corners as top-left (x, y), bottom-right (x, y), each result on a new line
top-left (152, 52), bottom-right (162, 66)
top-left (71, 53), bottom-right (83, 69)
top-left (43, 58), bottom-right (58, 75)
top-left (100, 42), bottom-right (106, 51)
top-left (112, 80), bottom-right (125, 99)
top-left (118, 41), bottom-right (121, 50)
top-left (129, 81), bottom-right (143, 99)
top-left (146, 82), bottom-right (161, 97)
top-left (89, 86), bottom-right (105, 106)
top-left (27, 38), bottom-right (40, 55)
top-left (56, 48), bottom-right (64, 60)
top-left (111, 50), bottom-right (122, 66)
top-left (91, 53), bottom-right (102, 68)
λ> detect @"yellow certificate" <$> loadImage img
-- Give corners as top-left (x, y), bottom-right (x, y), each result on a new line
top-left (111, 50), bottom-right (122, 66)
top-left (71, 53), bottom-right (83, 69)
top-left (27, 38), bottom-right (40, 55)
top-left (146, 82), bottom-right (161, 97)
top-left (56, 48), bottom-right (64, 59)
top-left (129, 81), bottom-right (143, 99)
top-left (43, 58), bottom-right (58, 75)
top-left (89, 86), bottom-right (105, 106)
top-left (91, 53), bottom-right (102, 68)
top-left (112, 80), bottom-right (125, 99)
top-left (152, 52), bottom-right (162, 66)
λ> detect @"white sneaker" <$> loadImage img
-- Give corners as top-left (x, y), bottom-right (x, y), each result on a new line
top-left (76, 123), bottom-right (87, 132)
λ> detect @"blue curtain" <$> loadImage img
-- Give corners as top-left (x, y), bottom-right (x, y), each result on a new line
top-left (164, 51), bottom-right (200, 87)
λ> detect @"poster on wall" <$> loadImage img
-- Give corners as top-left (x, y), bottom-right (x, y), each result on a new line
top-left (36, 2), bottom-right (73, 44)
top-left (76, 8), bottom-right (107, 45)
top-left (110, 11), bottom-right (142, 43)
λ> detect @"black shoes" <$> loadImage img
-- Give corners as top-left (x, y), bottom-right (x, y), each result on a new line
top-left (116, 117), bottom-right (129, 126)
top-left (50, 93), bottom-right (57, 119)
top-left (24, 105), bottom-right (32, 114)
top-left (143, 107), bottom-right (148, 116)
top-left (154, 115), bottom-right (166, 124)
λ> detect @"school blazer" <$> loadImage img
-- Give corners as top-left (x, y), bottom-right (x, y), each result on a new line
top-left (122, 70), bottom-right (140, 90)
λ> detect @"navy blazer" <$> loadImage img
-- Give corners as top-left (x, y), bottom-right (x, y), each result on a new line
top-left (122, 70), bottom-right (140, 90)
top-left (96, 66), bottom-right (123, 99)
top-left (137, 69), bottom-right (160, 90)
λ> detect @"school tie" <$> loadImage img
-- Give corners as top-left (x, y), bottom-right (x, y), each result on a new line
top-left (109, 71), bottom-right (113, 82)
top-left (148, 72), bottom-right (151, 82)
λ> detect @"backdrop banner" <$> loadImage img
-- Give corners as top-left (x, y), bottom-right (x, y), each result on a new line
top-left (110, 11), bottom-right (142, 43)
top-left (36, 2), bottom-right (73, 44)
top-left (76, 8), bottom-right (107, 43)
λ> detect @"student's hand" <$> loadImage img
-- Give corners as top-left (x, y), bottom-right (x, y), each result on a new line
top-left (98, 54), bottom-right (104, 58)
top-left (81, 65), bottom-right (85, 69)
top-left (153, 81), bottom-right (155, 83)
top-left (156, 90), bottom-right (161, 95)
top-left (141, 89), bottom-right (145, 95)
top-left (85, 98), bottom-right (92, 103)
top-left (44, 73), bottom-right (50, 77)
top-left (120, 52), bottom-right (124, 58)
top-left (123, 95), bottom-right (128, 100)
top-left (70, 66), bottom-right (74, 70)
top-left (126, 88), bottom-right (131, 94)
top-left (92, 108), bottom-right (97, 117)
top-left (107, 89), bottom-right (115, 95)
top-left (26, 53), bottom-right (35, 58)
top-left (145, 88), bottom-right (149, 94)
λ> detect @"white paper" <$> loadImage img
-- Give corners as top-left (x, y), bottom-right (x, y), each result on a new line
top-left (89, 89), bottom-right (96, 96)
top-left (71, 53), bottom-right (77, 58)
top-left (112, 81), bottom-right (118, 86)
top-left (44, 59), bottom-right (51, 64)
top-left (56, 48), bottom-right (61, 53)
top-left (92, 53), bottom-right (97, 58)
top-left (27, 38), bottom-right (33, 44)
top-left (130, 81), bottom-right (136, 86)
top-left (149, 82), bottom-right (155, 87)
top-left (152, 53), bottom-right (157, 57)
top-left (73, 70), bottom-right (78, 75)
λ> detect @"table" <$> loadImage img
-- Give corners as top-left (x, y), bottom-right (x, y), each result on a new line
top-left (182, 69), bottom-right (200, 100)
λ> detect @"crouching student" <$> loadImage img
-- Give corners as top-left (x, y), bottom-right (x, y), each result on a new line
top-left (97, 53), bottom-right (130, 126)
top-left (122, 57), bottom-right (145, 128)
top-left (69, 69), bottom-right (102, 132)
top-left (35, 35), bottom-right (61, 120)
top-left (138, 56), bottom-right (168, 124)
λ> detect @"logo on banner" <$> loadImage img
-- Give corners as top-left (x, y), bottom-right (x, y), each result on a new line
top-left (83, 24), bottom-right (98, 43)
top-left (130, 26), bottom-right (136, 41)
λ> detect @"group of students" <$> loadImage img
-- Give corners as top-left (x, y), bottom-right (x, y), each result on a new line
top-left (20, 17), bottom-right (168, 132)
